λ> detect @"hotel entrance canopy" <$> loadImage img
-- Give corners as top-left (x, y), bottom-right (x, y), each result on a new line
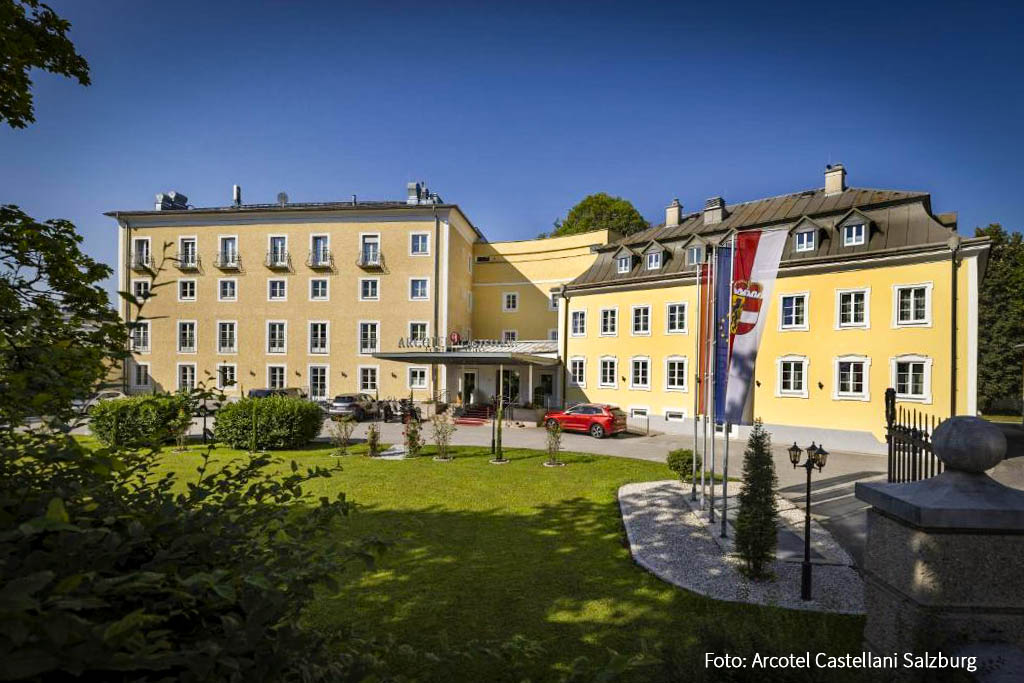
top-left (372, 340), bottom-right (560, 367)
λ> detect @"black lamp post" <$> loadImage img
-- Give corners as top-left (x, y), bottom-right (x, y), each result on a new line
top-left (789, 441), bottom-right (828, 600)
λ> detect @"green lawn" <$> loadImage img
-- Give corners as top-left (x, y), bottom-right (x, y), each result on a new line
top-left (97, 439), bottom-right (865, 680)
top-left (983, 414), bottom-right (1022, 424)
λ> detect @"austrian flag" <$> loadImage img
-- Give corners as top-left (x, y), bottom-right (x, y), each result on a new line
top-left (723, 229), bottom-right (789, 425)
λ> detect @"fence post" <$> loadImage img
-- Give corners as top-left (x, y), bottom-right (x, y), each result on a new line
top-left (885, 388), bottom-right (895, 483)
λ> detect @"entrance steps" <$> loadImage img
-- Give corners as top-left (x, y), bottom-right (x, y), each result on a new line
top-left (455, 404), bottom-right (493, 426)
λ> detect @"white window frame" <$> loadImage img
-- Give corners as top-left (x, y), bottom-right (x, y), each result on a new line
top-left (892, 282), bottom-right (933, 328)
top-left (358, 320), bottom-right (380, 355)
top-left (409, 321), bottom-right (429, 341)
top-left (548, 294), bottom-right (558, 311)
top-left (776, 354), bottom-right (809, 398)
top-left (502, 329), bottom-right (518, 342)
top-left (178, 236), bottom-right (197, 267)
top-left (547, 328), bottom-right (558, 341)
top-left (570, 310), bottom-right (586, 337)
top-left (569, 357), bottom-right (586, 388)
top-left (216, 320), bottom-right (237, 354)
top-left (216, 363), bottom-right (237, 391)
top-left (664, 410), bottom-right (687, 422)
top-left (631, 305), bottom-right (651, 336)
top-left (176, 362), bottom-right (196, 392)
top-left (266, 320), bottom-right (287, 355)
top-left (646, 251), bottom-right (662, 270)
top-left (835, 287), bottom-right (871, 329)
top-left (308, 320), bottom-right (330, 355)
top-left (132, 236), bottom-right (151, 267)
top-left (617, 256), bottom-right (631, 274)
top-left (843, 223), bottom-right (866, 247)
top-left (359, 233), bottom-right (380, 266)
top-left (598, 356), bottom-right (617, 389)
top-left (308, 364), bottom-right (329, 400)
top-left (132, 361), bottom-right (151, 388)
top-left (268, 234), bottom-right (288, 266)
top-left (131, 278), bottom-right (151, 302)
top-left (409, 277), bottom-right (430, 302)
top-left (408, 366), bottom-right (428, 389)
top-left (666, 302), bottom-right (688, 334)
top-left (502, 291), bottom-right (519, 312)
top-left (794, 229), bottom-right (816, 252)
top-left (630, 356), bottom-right (651, 390)
top-left (359, 277), bottom-right (380, 302)
top-left (890, 354), bottom-right (933, 404)
top-left (177, 278), bottom-right (197, 302)
top-left (629, 406), bottom-right (650, 420)
top-left (686, 246), bottom-right (703, 266)
top-left (266, 364), bottom-right (287, 391)
top-left (310, 233), bottom-right (331, 265)
top-left (218, 235), bottom-right (239, 266)
top-left (409, 232), bottom-right (430, 256)
top-left (600, 307), bottom-right (618, 336)
top-left (358, 365), bottom-right (379, 393)
top-left (664, 355), bottom-right (688, 392)
top-left (267, 278), bottom-right (287, 302)
top-left (778, 292), bottom-right (809, 331)
top-left (177, 320), bottom-right (197, 354)
top-left (217, 278), bottom-right (237, 302)
top-left (309, 277), bottom-right (329, 301)
top-left (833, 354), bottom-right (871, 402)
top-left (130, 320), bottom-right (151, 354)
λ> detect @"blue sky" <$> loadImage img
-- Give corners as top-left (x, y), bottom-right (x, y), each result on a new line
top-left (3, 0), bottom-right (1023, 296)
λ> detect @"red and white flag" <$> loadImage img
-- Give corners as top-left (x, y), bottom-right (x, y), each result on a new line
top-left (724, 229), bottom-right (788, 425)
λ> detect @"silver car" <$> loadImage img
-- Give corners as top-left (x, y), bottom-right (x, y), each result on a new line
top-left (328, 394), bottom-right (378, 421)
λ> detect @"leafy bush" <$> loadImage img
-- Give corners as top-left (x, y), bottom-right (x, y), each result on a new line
top-left (89, 393), bottom-right (192, 447)
top-left (366, 422), bottom-right (381, 458)
top-left (328, 416), bottom-right (356, 456)
top-left (403, 414), bottom-right (423, 457)
top-left (666, 448), bottom-right (701, 482)
top-left (430, 413), bottom-right (457, 461)
top-left (215, 397), bottom-right (324, 450)
top-left (734, 420), bottom-right (779, 579)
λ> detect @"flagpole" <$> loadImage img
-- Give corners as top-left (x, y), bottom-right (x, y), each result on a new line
top-left (700, 254), bottom-right (710, 509)
top-left (721, 233), bottom-right (736, 538)
top-left (691, 260), bottom-right (701, 502)
top-left (708, 243), bottom-right (717, 525)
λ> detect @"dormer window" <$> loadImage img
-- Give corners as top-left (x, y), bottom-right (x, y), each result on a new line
top-left (686, 246), bottom-right (703, 266)
top-left (617, 256), bottom-right (631, 274)
top-left (646, 251), bottom-right (662, 270)
top-left (795, 230), bottom-right (816, 252)
top-left (843, 223), bottom-right (866, 247)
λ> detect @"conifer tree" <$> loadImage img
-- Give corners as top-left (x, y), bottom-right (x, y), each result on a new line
top-left (733, 420), bottom-right (778, 579)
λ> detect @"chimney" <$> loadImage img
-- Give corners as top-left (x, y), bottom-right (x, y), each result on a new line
top-left (825, 163), bottom-right (846, 195)
top-left (704, 197), bottom-right (725, 225)
top-left (665, 198), bottom-right (683, 227)
top-left (232, 184), bottom-right (242, 207)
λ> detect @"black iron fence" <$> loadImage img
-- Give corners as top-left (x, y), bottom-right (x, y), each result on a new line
top-left (885, 387), bottom-right (943, 483)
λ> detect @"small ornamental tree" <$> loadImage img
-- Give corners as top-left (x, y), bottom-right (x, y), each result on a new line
top-left (544, 419), bottom-right (563, 466)
top-left (430, 413), bottom-right (456, 461)
top-left (733, 420), bottom-right (779, 579)
top-left (329, 416), bottom-right (356, 456)
top-left (403, 413), bottom-right (423, 457)
top-left (366, 422), bottom-right (381, 458)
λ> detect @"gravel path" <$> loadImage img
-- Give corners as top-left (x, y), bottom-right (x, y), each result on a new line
top-left (618, 479), bottom-right (865, 614)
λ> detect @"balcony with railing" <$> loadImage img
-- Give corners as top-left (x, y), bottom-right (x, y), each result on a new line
top-left (306, 249), bottom-right (334, 269)
top-left (175, 252), bottom-right (201, 270)
top-left (130, 252), bottom-right (151, 271)
top-left (265, 251), bottom-right (291, 270)
top-left (356, 249), bottom-right (385, 270)
top-left (130, 335), bottom-right (150, 353)
top-left (214, 251), bottom-right (241, 270)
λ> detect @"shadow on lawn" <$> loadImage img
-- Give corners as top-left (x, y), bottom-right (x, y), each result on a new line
top-left (309, 495), bottom-right (867, 682)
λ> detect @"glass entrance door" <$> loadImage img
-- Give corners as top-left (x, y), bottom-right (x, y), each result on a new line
top-left (462, 371), bottom-right (476, 405)
top-left (498, 369), bottom-right (520, 404)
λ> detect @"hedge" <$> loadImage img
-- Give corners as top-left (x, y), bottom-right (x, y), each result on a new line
top-left (215, 397), bottom-right (325, 450)
top-left (667, 448), bottom-right (701, 482)
top-left (89, 393), bottom-right (192, 447)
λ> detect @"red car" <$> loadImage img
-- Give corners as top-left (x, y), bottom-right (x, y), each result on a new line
top-left (543, 403), bottom-right (627, 439)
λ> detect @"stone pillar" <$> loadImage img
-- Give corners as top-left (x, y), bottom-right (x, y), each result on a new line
top-left (855, 416), bottom-right (1024, 661)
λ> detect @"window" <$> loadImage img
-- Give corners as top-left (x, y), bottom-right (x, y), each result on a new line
top-left (569, 358), bottom-right (586, 386)
top-left (311, 235), bottom-right (330, 266)
top-left (177, 364), bottom-right (195, 391)
top-left (309, 322), bottom-right (329, 354)
top-left (267, 322), bottom-right (286, 353)
top-left (549, 294), bottom-right (558, 311)
top-left (360, 278), bottom-right (379, 301)
top-left (179, 238), bottom-right (197, 267)
top-left (410, 233), bottom-right (429, 255)
top-left (571, 310), bottom-right (586, 336)
top-left (178, 279), bottom-right (196, 301)
top-left (133, 362), bottom-right (150, 387)
top-left (843, 223), bottom-right (866, 247)
top-left (269, 236), bottom-right (287, 265)
top-left (359, 322), bottom-right (378, 354)
top-left (132, 280), bottom-right (151, 301)
top-left (359, 366), bottom-right (378, 392)
top-left (630, 357), bottom-right (650, 389)
top-left (667, 303), bottom-right (687, 333)
top-left (132, 238), bottom-right (150, 268)
top-left (219, 236), bottom-right (238, 266)
top-left (218, 278), bottom-right (236, 301)
top-left (895, 284), bottom-right (931, 326)
top-left (837, 289), bottom-right (869, 328)
top-left (309, 365), bottom-right (328, 400)
top-left (795, 230), bottom-right (816, 252)
top-left (599, 357), bottom-right (617, 388)
top-left (629, 407), bottom-right (648, 419)
top-left (892, 355), bottom-right (932, 403)
top-left (217, 321), bottom-right (236, 353)
top-left (687, 246), bottom-right (703, 266)
top-left (780, 294), bottom-right (807, 330)
top-left (268, 365), bottom-right (285, 390)
top-left (646, 251), bottom-right (662, 270)
top-left (410, 278), bottom-right (429, 301)
top-left (409, 322), bottom-right (428, 341)
top-left (665, 411), bottom-right (686, 422)
top-left (632, 305), bottom-right (650, 335)
top-left (502, 330), bottom-right (518, 342)
top-left (268, 279), bottom-right (286, 301)
top-left (177, 321), bottom-right (196, 353)
top-left (310, 278), bottom-right (328, 300)
top-left (360, 235), bottom-right (380, 266)
top-left (834, 355), bottom-right (870, 401)
top-left (617, 256), bottom-right (631, 274)
top-left (217, 364), bottom-right (236, 390)
top-left (548, 328), bottom-right (558, 341)
top-left (777, 356), bottom-right (808, 398)
top-left (502, 292), bottom-right (519, 312)
top-left (130, 321), bottom-right (150, 352)
top-left (600, 308), bottom-right (618, 336)
top-left (409, 367), bottom-right (428, 389)
top-left (665, 357), bottom-right (687, 391)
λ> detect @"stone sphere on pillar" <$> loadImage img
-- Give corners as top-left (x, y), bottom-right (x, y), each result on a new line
top-left (931, 416), bottom-right (1006, 473)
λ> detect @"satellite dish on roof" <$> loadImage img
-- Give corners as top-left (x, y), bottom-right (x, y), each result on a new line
top-left (277, 192), bottom-right (288, 206)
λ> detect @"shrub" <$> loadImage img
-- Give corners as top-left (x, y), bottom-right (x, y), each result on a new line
top-left (430, 413), bottom-right (456, 461)
top-left (328, 416), bottom-right (356, 456)
top-left (666, 448), bottom-right (701, 482)
top-left (403, 413), bottom-right (423, 457)
top-left (545, 419), bottom-right (563, 465)
top-left (366, 422), bottom-right (381, 458)
top-left (215, 397), bottom-right (324, 450)
top-left (89, 393), bottom-right (192, 447)
top-left (734, 420), bottom-right (779, 579)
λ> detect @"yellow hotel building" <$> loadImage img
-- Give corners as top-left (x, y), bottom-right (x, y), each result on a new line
top-left (110, 165), bottom-right (988, 453)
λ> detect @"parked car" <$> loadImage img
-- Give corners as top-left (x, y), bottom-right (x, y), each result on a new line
top-left (247, 388), bottom-right (303, 399)
top-left (329, 394), bottom-right (379, 421)
top-left (543, 403), bottom-right (627, 438)
top-left (72, 389), bottom-right (126, 411)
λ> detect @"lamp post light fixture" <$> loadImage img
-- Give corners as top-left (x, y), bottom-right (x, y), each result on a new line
top-left (789, 441), bottom-right (828, 600)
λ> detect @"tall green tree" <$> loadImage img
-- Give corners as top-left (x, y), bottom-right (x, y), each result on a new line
top-left (0, 0), bottom-right (90, 128)
top-left (975, 224), bottom-right (1024, 415)
top-left (548, 192), bottom-right (649, 238)
top-left (734, 420), bottom-right (778, 580)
